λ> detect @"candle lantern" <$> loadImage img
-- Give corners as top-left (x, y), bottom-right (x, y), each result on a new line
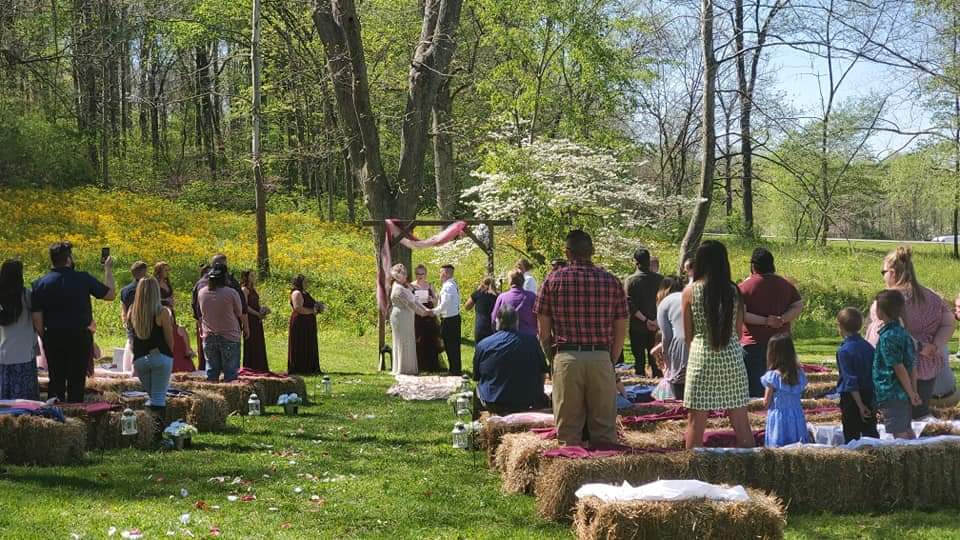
top-left (322, 375), bottom-right (332, 397)
top-left (455, 392), bottom-right (472, 419)
top-left (248, 393), bottom-right (261, 416)
top-left (458, 374), bottom-right (471, 393)
top-left (120, 408), bottom-right (138, 436)
top-left (452, 422), bottom-right (469, 449)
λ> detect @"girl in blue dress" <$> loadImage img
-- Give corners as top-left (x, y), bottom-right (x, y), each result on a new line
top-left (762, 334), bottom-right (811, 447)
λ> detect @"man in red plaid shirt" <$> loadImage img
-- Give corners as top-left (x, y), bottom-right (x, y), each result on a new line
top-left (535, 230), bottom-right (628, 447)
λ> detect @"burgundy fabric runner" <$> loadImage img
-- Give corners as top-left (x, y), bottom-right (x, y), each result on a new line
top-left (377, 220), bottom-right (467, 315)
top-left (59, 402), bottom-right (116, 416)
top-left (702, 429), bottom-right (765, 447)
top-left (801, 363), bottom-right (831, 373)
top-left (237, 368), bottom-right (284, 378)
top-left (620, 407), bottom-right (727, 427)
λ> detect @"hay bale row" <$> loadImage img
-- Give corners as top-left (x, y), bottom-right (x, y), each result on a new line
top-left (804, 371), bottom-right (838, 385)
top-left (534, 440), bottom-right (960, 521)
top-left (495, 432), bottom-right (559, 494)
top-left (573, 489), bottom-right (786, 540)
top-left (802, 381), bottom-right (838, 399)
top-left (0, 415), bottom-right (86, 465)
top-left (747, 398), bottom-right (837, 412)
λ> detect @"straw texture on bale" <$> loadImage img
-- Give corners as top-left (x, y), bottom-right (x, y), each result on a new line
top-left (78, 410), bottom-right (153, 450)
top-left (120, 390), bottom-right (228, 432)
top-left (495, 432), bottom-right (560, 493)
top-left (747, 397), bottom-right (838, 412)
top-left (0, 415), bottom-right (86, 465)
top-left (802, 381), bottom-right (838, 399)
top-left (83, 376), bottom-right (143, 394)
top-left (535, 441), bottom-right (960, 521)
top-left (930, 392), bottom-right (960, 410)
top-left (481, 416), bottom-right (555, 466)
top-left (169, 376), bottom-right (256, 415)
top-left (243, 375), bottom-right (308, 408)
top-left (803, 371), bottom-right (838, 385)
top-left (573, 488), bottom-right (786, 540)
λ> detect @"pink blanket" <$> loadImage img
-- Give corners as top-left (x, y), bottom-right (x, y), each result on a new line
top-left (59, 402), bottom-right (116, 416)
top-left (801, 363), bottom-right (831, 373)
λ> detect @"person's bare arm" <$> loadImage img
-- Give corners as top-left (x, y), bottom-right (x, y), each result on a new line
top-left (850, 390), bottom-right (870, 418)
top-left (464, 296), bottom-right (476, 311)
top-left (743, 312), bottom-right (767, 326)
top-left (931, 305), bottom-right (957, 350)
top-left (781, 299), bottom-right (804, 323)
top-left (291, 291), bottom-right (313, 316)
top-left (763, 386), bottom-right (774, 408)
top-left (893, 363), bottom-right (920, 405)
top-left (611, 318), bottom-right (626, 365)
top-left (159, 308), bottom-right (175, 351)
top-left (100, 257), bottom-right (116, 301)
top-left (538, 314), bottom-right (554, 362)
top-left (32, 312), bottom-right (44, 338)
top-left (682, 287), bottom-right (694, 349)
top-left (736, 297), bottom-right (745, 337)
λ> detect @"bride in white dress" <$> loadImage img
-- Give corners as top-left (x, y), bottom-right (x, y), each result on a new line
top-left (389, 263), bottom-right (430, 375)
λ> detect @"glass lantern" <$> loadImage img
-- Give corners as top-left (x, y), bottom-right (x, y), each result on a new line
top-left (455, 392), bottom-right (472, 419)
top-left (120, 408), bottom-right (138, 436)
top-left (322, 375), bottom-right (332, 397)
top-left (452, 422), bottom-right (469, 449)
top-left (248, 393), bottom-right (261, 416)
top-left (458, 374), bottom-right (471, 393)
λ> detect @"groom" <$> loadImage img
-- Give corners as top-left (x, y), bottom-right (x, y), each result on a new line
top-left (432, 264), bottom-right (462, 375)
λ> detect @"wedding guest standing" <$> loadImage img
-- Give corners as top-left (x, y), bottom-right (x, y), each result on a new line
top-left (198, 263), bottom-right (247, 382)
top-left (194, 264), bottom-right (210, 371)
top-left (465, 276), bottom-right (498, 344)
top-left (120, 261), bottom-right (147, 371)
top-left (491, 269), bottom-right (538, 336)
top-left (129, 277), bottom-right (174, 438)
top-left (390, 264), bottom-right (430, 375)
top-left (0, 260), bottom-right (39, 400)
top-left (433, 265), bottom-right (462, 375)
top-left (288, 274), bottom-right (324, 375)
top-left (411, 264), bottom-right (441, 372)
top-left (155, 261), bottom-right (195, 372)
top-left (517, 258), bottom-right (538, 294)
top-left (624, 247), bottom-right (664, 377)
top-left (241, 270), bottom-right (270, 372)
top-left (32, 242), bottom-right (116, 402)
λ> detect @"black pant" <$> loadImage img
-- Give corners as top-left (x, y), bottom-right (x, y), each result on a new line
top-left (43, 328), bottom-right (92, 403)
top-left (913, 378), bottom-right (935, 419)
top-left (840, 391), bottom-right (879, 443)
top-left (672, 382), bottom-right (685, 401)
top-left (742, 343), bottom-right (766, 398)
top-left (441, 315), bottom-right (462, 375)
top-left (629, 327), bottom-right (661, 377)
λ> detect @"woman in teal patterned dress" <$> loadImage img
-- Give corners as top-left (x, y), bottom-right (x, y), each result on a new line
top-left (682, 240), bottom-right (753, 449)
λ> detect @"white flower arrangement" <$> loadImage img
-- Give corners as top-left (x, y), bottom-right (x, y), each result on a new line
top-left (163, 420), bottom-right (198, 439)
top-left (277, 393), bottom-right (302, 406)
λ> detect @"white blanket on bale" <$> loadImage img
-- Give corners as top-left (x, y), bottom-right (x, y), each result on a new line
top-left (575, 479), bottom-right (750, 503)
top-left (386, 375), bottom-right (463, 401)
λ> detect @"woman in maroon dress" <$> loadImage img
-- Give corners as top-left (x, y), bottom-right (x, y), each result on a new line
top-left (240, 270), bottom-right (270, 372)
top-left (155, 261), bottom-right (195, 372)
top-left (288, 274), bottom-right (324, 375)
top-left (411, 264), bottom-right (442, 372)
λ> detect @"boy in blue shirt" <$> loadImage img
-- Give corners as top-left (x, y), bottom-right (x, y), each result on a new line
top-left (836, 307), bottom-right (879, 442)
top-left (872, 290), bottom-right (921, 440)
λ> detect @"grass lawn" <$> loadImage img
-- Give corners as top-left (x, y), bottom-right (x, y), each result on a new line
top-left (1, 333), bottom-right (959, 539)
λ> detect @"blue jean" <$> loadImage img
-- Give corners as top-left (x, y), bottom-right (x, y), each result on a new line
top-left (204, 334), bottom-right (240, 382)
top-left (133, 350), bottom-right (173, 407)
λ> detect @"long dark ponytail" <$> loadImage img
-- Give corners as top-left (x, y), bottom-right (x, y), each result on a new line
top-left (693, 241), bottom-right (737, 350)
top-left (0, 260), bottom-right (25, 326)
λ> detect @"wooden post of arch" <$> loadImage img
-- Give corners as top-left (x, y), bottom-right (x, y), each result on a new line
top-left (363, 219), bottom-right (512, 370)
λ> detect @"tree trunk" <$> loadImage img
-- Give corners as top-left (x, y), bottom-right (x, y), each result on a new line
top-left (433, 81), bottom-right (456, 218)
top-left (252, 0), bottom-right (270, 277)
top-left (138, 35), bottom-right (148, 144)
top-left (73, 0), bottom-right (100, 172)
top-left (679, 0), bottom-right (717, 269)
top-left (119, 3), bottom-right (130, 156)
top-left (196, 46), bottom-right (217, 177)
top-left (733, 0), bottom-right (753, 236)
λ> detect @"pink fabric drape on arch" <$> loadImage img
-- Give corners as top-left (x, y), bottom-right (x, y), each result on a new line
top-left (377, 219), bottom-right (468, 316)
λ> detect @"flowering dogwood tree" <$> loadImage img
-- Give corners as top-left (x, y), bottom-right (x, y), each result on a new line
top-left (460, 136), bottom-right (683, 261)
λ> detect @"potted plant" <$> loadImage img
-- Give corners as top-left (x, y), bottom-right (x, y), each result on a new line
top-left (277, 393), bottom-right (302, 415)
top-left (163, 420), bottom-right (199, 450)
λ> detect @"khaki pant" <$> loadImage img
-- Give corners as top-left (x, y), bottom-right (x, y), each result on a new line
top-left (552, 350), bottom-right (617, 446)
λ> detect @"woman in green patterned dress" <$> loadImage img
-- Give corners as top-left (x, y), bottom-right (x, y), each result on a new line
top-left (681, 240), bottom-right (753, 449)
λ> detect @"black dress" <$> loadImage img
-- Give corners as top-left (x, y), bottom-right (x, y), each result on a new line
top-left (412, 284), bottom-right (442, 372)
top-left (243, 288), bottom-right (270, 371)
top-left (471, 290), bottom-right (498, 343)
top-left (287, 291), bottom-right (320, 375)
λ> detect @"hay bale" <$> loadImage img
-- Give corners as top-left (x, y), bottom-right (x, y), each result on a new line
top-left (169, 379), bottom-right (254, 415)
top-left (481, 416), bottom-right (555, 466)
top-left (535, 441), bottom-right (960, 521)
top-left (0, 415), bottom-right (86, 465)
top-left (84, 376), bottom-right (143, 394)
top-left (495, 432), bottom-right (559, 493)
top-left (802, 381), bottom-right (838, 399)
top-left (81, 410), bottom-right (153, 450)
top-left (242, 375), bottom-right (309, 407)
top-left (573, 488), bottom-right (786, 540)
top-left (804, 372), bottom-right (838, 385)
top-left (931, 391), bottom-right (960, 410)
top-left (920, 422), bottom-right (960, 437)
top-left (120, 390), bottom-right (228, 432)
